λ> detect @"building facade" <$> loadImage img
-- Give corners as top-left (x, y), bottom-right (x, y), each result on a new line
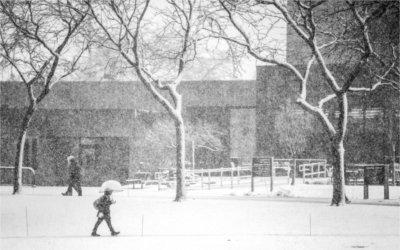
top-left (0, 80), bottom-right (256, 185)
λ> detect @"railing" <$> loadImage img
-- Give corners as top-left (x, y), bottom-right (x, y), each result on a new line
top-left (298, 162), bottom-right (330, 183)
top-left (0, 166), bottom-right (36, 186)
top-left (186, 166), bottom-right (252, 189)
top-left (127, 158), bottom-right (331, 191)
top-left (346, 163), bottom-right (400, 186)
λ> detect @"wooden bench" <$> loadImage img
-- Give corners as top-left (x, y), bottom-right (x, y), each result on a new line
top-left (126, 178), bottom-right (147, 189)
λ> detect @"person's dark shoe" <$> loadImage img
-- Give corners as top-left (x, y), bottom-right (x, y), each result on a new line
top-left (91, 232), bottom-right (100, 237)
top-left (111, 231), bottom-right (120, 236)
top-left (62, 192), bottom-right (71, 196)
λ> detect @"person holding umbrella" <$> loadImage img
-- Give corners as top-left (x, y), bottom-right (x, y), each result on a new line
top-left (91, 180), bottom-right (121, 236)
top-left (62, 155), bottom-right (82, 196)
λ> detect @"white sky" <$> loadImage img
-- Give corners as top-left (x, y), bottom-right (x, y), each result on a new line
top-left (0, 0), bottom-right (287, 82)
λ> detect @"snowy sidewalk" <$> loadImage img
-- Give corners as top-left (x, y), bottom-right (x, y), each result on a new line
top-left (2, 235), bottom-right (399, 250)
top-left (1, 185), bottom-right (399, 250)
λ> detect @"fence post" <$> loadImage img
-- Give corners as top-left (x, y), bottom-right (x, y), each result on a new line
top-left (231, 164), bottom-right (234, 189)
top-left (302, 165), bottom-right (305, 183)
top-left (311, 164), bottom-right (314, 180)
top-left (25, 206), bottom-right (29, 237)
top-left (363, 166), bottom-right (368, 199)
top-left (201, 169), bottom-right (204, 189)
top-left (318, 164), bottom-right (321, 178)
top-left (208, 169), bottom-right (211, 190)
top-left (220, 168), bottom-right (224, 187)
top-left (141, 215), bottom-right (144, 237)
top-left (251, 164), bottom-right (255, 192)
top-left (384, 164), bottom-right (389, 199)
top-left (292, 159), bottom-right (296, 185)
top-left (237, 166), bottom-right (240, 185)
top-left (270, 157), bottom-right (274, 192)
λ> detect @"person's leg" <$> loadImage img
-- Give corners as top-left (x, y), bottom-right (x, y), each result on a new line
top-left (92, 217), bottom-right (103, 236)
top-left (73, 180), bottom-right (82, 196)
top-left (62, 180), bottom-right (73, 196)
top-left (104, 214), bottom-right (119, 235)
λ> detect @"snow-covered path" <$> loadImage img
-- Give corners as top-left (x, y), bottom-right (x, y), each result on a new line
top-left (2, 235), bottom-right (399, 250)
top-left (1, 186), bottom-right (399, 249)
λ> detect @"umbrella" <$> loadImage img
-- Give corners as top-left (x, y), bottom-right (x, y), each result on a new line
top-left (100, 180), bottom-right (123, 192)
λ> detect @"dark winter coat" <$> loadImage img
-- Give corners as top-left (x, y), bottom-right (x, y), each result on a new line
top-left (94, 194), bottom-right (114, 214)
top-left (69, 159), bottom-right (81, 181)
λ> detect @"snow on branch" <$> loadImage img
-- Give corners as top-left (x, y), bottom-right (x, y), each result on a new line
top-left (1, 0), bottom-right (89, 104)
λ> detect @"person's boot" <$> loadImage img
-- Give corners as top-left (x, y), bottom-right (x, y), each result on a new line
top-left (111, 231), bottom-right (120, 236)
top-left (62, 192), bottom-right (71, 196)
top-left (91, 232), bottom-right (100, 237)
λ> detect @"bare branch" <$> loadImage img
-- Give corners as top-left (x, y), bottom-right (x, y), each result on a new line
top-left (300, 56), bottom-right (315, 99)
top-left (218, 0), bottom-right (306, 82)
top-left (318, 94), bottom-right (336, 109)
top-left (296, 97), bottom-right (336, 136)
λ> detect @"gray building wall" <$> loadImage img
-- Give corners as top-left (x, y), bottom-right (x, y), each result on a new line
top-left (0, 80), bottom-right (256, 185)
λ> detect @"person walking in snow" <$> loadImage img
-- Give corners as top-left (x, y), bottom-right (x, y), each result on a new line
top-left (62, 155), bottom-right (82, 196)
top-left (91, 188), bottom-right (120, 236)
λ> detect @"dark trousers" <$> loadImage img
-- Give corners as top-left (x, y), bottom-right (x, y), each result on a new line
top-left (92, 213), bottom-right (115, 233)
top-left (65, 179), bottom-right (82, 196)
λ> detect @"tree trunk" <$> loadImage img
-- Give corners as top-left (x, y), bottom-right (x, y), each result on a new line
top-left (174, 117), bottom-right (186, 201)
top-left (387, 109), bottom-right (396, 186)
top-left (331, 93), bottom-right (348, 206)
top-left (331, 139), bottom-right (347, 205)
top-left (13, 105), bottom-right (35, 194)
top-left (390, 143), bottom-right (396, 186)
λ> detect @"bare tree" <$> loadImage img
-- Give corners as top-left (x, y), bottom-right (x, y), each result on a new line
top-left (208, 0), bottom-right (399, 205)
top-left (0, 1), bottom-right (90, 194)
top-left (86, 0), bottom-right (207, 201)
top-left (134, 119), bottom-right (226, 172)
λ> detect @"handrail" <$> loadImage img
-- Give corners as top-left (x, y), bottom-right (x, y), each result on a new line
top-left (298, 162), bottom-right (330, 182)
top-left (187, 166), bottom-right (252, 174)
top-left (0, 166), bottom-right (36, 186)
top-left (298, 162), bottom-right (327, 171)
top-left (346, 163), bottom-right (389, 168)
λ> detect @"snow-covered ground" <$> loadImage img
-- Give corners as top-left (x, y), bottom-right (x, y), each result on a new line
top-left (1, 183), bottom-right (399, 250)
